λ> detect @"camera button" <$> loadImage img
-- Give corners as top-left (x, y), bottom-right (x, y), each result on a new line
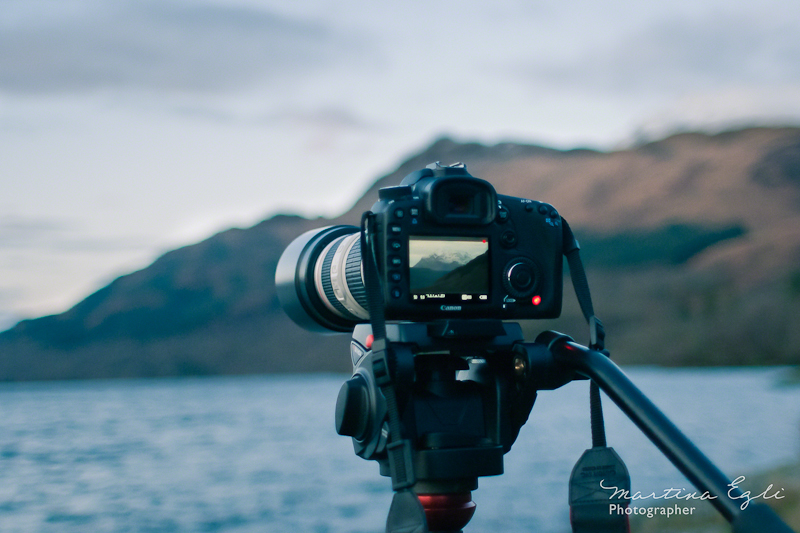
top-left (390, 271), bottom-right (402, 282)
top-left (509, 265), bottom-right (534, 290)
top-left (390, 288), bottom-right (402, 299)
top-left (389, 240), bottom-right (402, 251)
top-left (497, 207), bottom-right (509, 223)
top-left (390, 225), bottom-right (402, 234)
top-left (503, 258), bottom-right (540, 298)
top-left (409, 207), bottom-right (419, 216)
top-left (538, 204), bottom-right (548, 215)
top-left (501, 230), bottom-right (517, 248)
top-left (393, 208), bottom-right (404, 219)
top-left (389, 256), bottom-right (402, 267)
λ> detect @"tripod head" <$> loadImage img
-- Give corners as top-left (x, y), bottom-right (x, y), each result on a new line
top-left (335, 320), bottom-right (576, 531)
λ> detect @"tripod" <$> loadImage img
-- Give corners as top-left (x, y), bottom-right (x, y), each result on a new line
top-left (334, 320), bottom-right (796, 533)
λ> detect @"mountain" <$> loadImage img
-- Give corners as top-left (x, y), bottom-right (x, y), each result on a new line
top-left (413, 252), bottom-right (489, 294)
top-left (2, 127), bottom-right (800, 380)
top-left (413, 251), bottom-right (478, 271)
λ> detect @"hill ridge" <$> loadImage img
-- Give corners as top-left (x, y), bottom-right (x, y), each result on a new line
top-left (2, 126), bottom-right (800, 380)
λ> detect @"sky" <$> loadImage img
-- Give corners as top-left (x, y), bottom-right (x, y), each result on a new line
top-left (2, 0), bottom-right (800, 329)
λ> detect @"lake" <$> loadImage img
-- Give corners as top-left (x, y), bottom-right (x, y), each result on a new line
top-left (0, 367), bottom-right (798, 533)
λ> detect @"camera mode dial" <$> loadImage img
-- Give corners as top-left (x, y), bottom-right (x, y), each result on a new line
top-left (502, 258), bottom-right (541, 298)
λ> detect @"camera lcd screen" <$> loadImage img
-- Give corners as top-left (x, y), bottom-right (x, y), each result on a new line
top-left (408, 236), bottom-right (489, 303)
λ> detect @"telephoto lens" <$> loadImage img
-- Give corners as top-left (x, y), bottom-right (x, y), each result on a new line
top-left (275, 225), bottom-right (369, 333)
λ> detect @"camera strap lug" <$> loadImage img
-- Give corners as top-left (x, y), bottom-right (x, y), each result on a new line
top-left (589, 316), bottom-right (605, 352)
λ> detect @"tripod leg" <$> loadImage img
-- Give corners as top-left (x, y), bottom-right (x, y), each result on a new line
top-left (543, 332), bottom-right (796, 533)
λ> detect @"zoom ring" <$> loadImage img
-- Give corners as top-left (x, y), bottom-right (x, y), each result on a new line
top-left (345, 238), bottom-right (369, 310)
top-left (321, 237), bottom-right (359, 320)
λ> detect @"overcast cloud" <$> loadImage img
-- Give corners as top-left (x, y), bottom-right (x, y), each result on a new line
top-left (2, 0), bottom-right (800, 323)
top-left (520, 12), bottom-right (800, 96)
top-left (0, 1), bottom-right (363, 94)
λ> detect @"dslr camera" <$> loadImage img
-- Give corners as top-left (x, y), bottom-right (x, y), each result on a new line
top-left (276, 162), bottom-right (564, 332)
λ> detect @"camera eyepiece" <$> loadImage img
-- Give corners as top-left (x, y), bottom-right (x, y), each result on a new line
top-left (400, 162), bottom-right (496, 225)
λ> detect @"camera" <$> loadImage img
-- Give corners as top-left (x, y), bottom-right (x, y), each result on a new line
top-left (275, 162), bottom-right (564, 332)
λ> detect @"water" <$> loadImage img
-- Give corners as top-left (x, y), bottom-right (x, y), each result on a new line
top-left (0, 368), bottom-right (798, 533)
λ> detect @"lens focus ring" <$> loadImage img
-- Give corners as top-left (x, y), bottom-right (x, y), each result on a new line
top-left (314, 232), bottom-right (369, 321)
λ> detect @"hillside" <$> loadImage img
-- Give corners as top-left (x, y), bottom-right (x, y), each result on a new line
top-left (2, 127), bottom-right (800, 380)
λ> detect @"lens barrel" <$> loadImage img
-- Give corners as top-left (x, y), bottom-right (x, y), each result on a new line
top-left (275, 225), bottom-right (369, 332)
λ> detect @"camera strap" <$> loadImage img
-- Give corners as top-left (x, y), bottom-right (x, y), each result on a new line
top-left (562, 219), bottom-right (608, 445)
top-left (562, 219), bottom-right (631, 533)
top-left (360, 212), bottom-right (429, 533)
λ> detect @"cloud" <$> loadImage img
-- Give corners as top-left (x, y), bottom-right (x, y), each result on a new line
top-left (515, 12), bottom-right (800, 97)
top-left (262, 106), bottom-right (380, 130)
top-left (0, 0), bottom-right (363, 95)
top-left (164, 103), bottom-right (381, 131)
top-left (0, 215), bottom-right (150, 252)
top-left (0, 216), bottom-right (67, 248)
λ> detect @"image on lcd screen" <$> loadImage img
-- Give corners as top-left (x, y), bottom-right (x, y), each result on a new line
top-left (408, 236), bottom-right (489, 301)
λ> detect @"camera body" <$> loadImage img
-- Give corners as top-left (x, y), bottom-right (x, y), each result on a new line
top-left (274, 162), bottom-right (565, 333)
top-left (371, 162), bottom-right (563, 322)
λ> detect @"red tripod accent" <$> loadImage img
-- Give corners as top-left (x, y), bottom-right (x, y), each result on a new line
top-left (417, 492), bottom-right (476, 532)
